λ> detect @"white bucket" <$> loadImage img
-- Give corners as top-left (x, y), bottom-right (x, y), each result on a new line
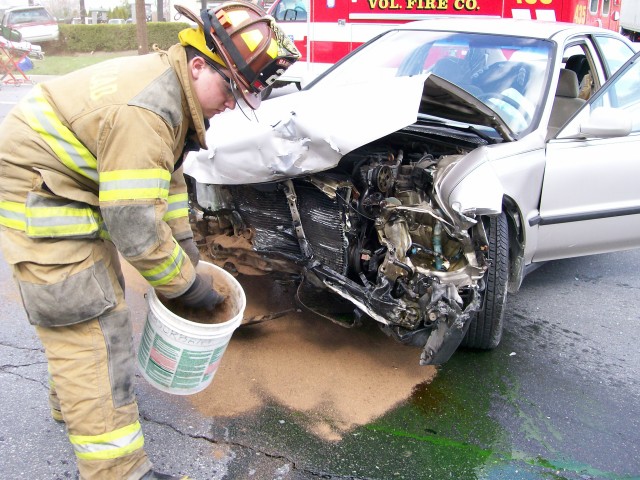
top-left (137, 261), bottom-right (246, 395)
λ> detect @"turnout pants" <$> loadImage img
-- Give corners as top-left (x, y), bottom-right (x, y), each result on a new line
top-left (11, 238), bottom-right (152, 479)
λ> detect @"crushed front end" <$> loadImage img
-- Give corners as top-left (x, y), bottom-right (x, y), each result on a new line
top-left (188, 129), bottom-right (491, 365)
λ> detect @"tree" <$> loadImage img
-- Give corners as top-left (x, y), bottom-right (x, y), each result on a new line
top-left (40, 0), bottom-right (81, 21)
top-left (110, 5), bottom-right (131, 20)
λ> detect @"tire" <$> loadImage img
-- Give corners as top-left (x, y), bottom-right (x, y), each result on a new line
top-left (462, 212), bottom-right (509, 349)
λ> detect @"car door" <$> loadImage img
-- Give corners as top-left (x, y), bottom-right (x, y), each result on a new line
top-left (534, 52), bottom-right (640, 262)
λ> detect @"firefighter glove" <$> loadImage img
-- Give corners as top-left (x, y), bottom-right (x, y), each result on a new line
top-left (179, 237), bottom-right (200, 267)
top-left (177, 273), bottom-right (224, 311)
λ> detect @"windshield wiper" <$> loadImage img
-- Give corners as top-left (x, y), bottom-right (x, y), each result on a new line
top-left (464, 125), bottom-right (498, 144)
top-left (417, 114), bottom-right (501, 144)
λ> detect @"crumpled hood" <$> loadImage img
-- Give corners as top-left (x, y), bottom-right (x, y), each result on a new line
top-left (183, 74), bottom-right (513, 185)
top-left (420, 74), bottom-right (515, 141)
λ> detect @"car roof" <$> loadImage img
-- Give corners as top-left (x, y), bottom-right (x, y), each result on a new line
top-left (396, 17), bottom-right (611, 40)
top-left (5, 5), bottom-right (50, 12)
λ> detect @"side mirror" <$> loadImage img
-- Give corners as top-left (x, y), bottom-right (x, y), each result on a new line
top-left (283, 8), bottom-right (298, 21)
top-left (579, 107), bottom-right (632, 138)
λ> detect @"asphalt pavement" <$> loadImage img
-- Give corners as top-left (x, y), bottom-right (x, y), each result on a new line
top-left (0, 251), bottom-right (311, 479)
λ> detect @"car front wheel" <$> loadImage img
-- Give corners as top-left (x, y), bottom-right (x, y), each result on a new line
top-left (462, 212), bottom-right (509, 349)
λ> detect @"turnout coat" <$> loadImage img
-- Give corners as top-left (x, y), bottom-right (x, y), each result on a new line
top-left (0, 44), bottom-right (208, 326)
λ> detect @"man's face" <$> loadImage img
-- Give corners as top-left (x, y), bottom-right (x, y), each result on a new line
top-left (190, 56), bottom-right (236, 118)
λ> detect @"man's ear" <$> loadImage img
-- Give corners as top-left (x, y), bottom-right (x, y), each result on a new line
top-left (190, 56), bottom-right (207, 79)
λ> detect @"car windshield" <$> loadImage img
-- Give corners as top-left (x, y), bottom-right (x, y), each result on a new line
top-left (309, 29), bottom-right (554, 134)
top-left (8, 8), bottom-right (53, 24)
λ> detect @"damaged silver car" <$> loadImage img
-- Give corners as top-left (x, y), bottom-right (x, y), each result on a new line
top-left (184, 18), bottom-right (640, 365)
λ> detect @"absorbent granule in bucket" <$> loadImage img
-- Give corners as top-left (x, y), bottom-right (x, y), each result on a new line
top-left (160, 269), bottom-right (234, 324)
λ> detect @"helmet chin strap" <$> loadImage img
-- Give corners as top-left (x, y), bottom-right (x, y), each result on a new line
top-left (233, 92), bottom-right (260, 122)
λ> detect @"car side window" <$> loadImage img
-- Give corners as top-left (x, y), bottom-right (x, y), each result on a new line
top-left (273, 0), bottom-right (308, 21)
top-left (562, 44), bottom-right (597, 100)
top-left (593, 35), bottom-right (635, 77)
top-left (591, 55), bottom-right (640, 133)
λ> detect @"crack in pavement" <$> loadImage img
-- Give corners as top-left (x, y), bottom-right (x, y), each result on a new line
top-left (140, 414), bottom-right (374, 480)
top-left (0, 364), bottom-right (49, 389)
top-left (0, 340), bottom-right (43, 352)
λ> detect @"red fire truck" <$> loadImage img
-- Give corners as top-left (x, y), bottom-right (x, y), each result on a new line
top-left (267, 0), bottom-right (623, 92)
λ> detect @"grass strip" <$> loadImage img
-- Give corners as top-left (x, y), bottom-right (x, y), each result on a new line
top-left (29, 51), bottom-right (138, 76)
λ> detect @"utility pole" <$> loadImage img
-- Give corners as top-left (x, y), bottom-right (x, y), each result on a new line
top-left (135, 0), bottom-right (149, 55)
top-left (79, 0), bottom-right (86, 23)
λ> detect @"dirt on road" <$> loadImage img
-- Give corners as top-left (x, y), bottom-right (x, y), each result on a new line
top-left (122, 259), bottom-right (436, 442)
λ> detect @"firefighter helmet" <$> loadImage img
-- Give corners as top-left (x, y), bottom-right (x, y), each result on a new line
top-left (176, 1), bottom-right (300, 109)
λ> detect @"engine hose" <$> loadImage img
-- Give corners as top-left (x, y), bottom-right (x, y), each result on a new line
top-left (392, 259), bottom-right (415, 278)
top-left (407, 242), bottom-right (450, 266)
top-left (433, 221), bottom-right (444, 270)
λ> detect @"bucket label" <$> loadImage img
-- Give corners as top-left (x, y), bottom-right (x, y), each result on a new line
top-left (137, 262), bottom-right (246, 395)
top-left (138, 313), bottom-right (232, 392)
top-left (171, 345), bottom-right (227, 389)
top-left (147, 312), bottom-right (224, 348)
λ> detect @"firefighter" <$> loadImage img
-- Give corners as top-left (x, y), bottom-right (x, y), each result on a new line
top-left (0, 1), bottom-right (299, 479)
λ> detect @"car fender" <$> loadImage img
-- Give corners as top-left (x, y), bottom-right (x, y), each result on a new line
top-left (434, 148), bottom-right (505, 225)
